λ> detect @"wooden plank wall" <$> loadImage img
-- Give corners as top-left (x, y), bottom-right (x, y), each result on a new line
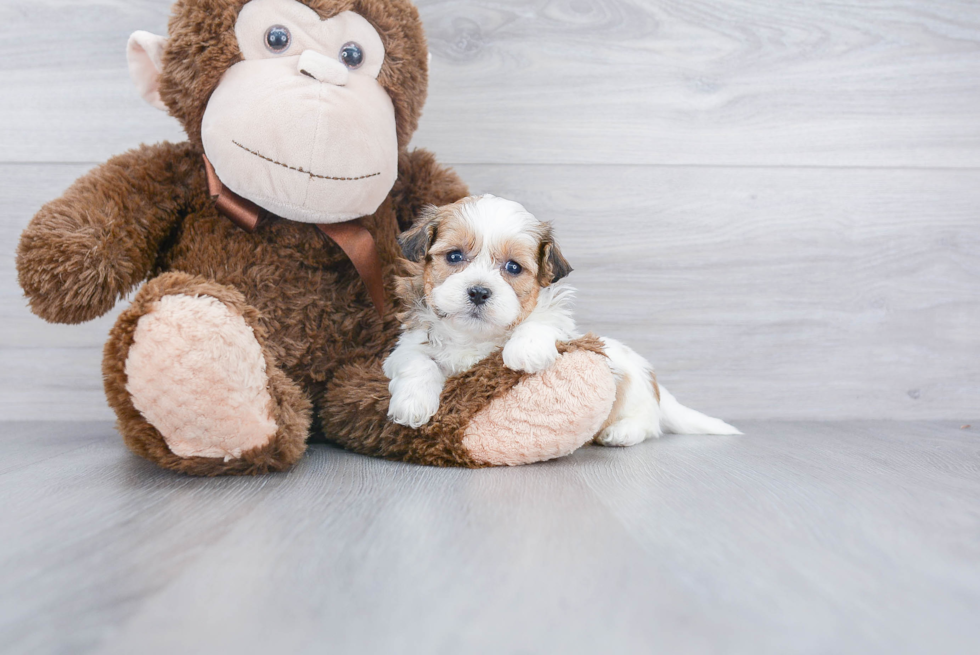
top-left (1, 0), bottom-right (977, 421)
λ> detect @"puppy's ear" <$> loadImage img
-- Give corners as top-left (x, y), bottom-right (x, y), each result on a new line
top-left (398, 206), bottom-right (441, 262)
top-left (538, 237), bottom-right (573, 285)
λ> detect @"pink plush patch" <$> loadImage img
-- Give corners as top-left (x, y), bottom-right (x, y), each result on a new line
top-left (125, 294), bottom-right (278, 460)
top-left (462, 350), bottom-right (616, 466)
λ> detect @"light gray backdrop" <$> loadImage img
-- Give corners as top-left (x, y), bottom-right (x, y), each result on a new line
top-left (1, 0), bottom-right (978, 421)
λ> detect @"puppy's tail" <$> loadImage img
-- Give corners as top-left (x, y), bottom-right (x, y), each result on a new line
top-left (658, 386), bottom-right (742, 436)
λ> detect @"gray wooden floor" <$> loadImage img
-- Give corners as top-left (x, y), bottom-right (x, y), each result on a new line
top-left (1, 420), bottom-right (978, 654)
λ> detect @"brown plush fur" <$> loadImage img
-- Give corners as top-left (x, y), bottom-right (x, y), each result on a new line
top-left (16, 0), bottom-right (609, 475)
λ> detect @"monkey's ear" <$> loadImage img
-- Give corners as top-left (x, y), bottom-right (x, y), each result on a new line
top-left (127, 31), bottom-right (168, 111)
top-left (539, 239), bottom-right (573, 285)
top-left (398, 207), bottom-right (441, 262)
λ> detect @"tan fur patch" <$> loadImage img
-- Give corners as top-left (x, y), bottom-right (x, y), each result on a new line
top-left (499, 238), bottom-right (543, 325)
top-left (423, 212), bottom-right (478, 308)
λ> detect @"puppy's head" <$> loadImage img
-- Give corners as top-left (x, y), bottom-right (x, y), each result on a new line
top-left (397, 195), bottom-right (572, 334)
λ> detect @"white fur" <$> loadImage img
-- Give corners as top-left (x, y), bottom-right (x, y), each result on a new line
top-left (594, 337), bottom-right (664, 447)
top-left (657, 387), bottom-right (742, 436)
top-left (385, 195), bottom-right (741, 440)
top-left (455, 196), bottom-right (540, 252)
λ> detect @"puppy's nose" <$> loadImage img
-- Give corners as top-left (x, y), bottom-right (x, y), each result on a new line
top-left (467, 286), bottom-right (492, 306)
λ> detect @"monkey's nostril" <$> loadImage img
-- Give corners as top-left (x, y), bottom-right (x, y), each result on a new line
top-left (467, 286), bottom-right (492, 306)
top-left (300, 69), bottom-right (315, 79)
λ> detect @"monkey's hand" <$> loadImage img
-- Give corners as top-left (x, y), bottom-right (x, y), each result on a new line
top-left (324, 335), bottom-right (615, 468)
top-left (16, 142), bottom-right (199, 324)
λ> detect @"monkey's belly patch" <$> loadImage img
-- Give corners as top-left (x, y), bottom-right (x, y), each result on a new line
top-left (124, 294), bottom-right (278, 461)
top-left (232, 140), bottom-right (381, 182)
top-left (462, 350), bottom-right (616, 466)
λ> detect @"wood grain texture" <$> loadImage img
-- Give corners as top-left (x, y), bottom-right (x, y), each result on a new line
top-left (1, 420), bottom-right (977, 654)
top-left (1, 0), bottom-right (979, 166)
top-left (3, 164), bottom-right (977, 420)
top-left (417, 0), bottom-right (980, 167)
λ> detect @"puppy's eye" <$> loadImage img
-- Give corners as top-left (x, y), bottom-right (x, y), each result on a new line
top-left (340, 42), bottom-right (364, 69)
top-left (265, 25), bottom-right (291, 54)
top-left (446, 250), bottom-right (465, 264)
top-left (504, 261), bottom-right (523, 275)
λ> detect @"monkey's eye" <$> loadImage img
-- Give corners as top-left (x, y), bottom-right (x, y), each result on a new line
top-left (446, 250), bottom-right (465, 265)
top-left (504, 261), bottom-right (523, 276)
top-left (265, 25), bottom-right (291, 54)
top-left (340, 42), bottom-right (365, 69)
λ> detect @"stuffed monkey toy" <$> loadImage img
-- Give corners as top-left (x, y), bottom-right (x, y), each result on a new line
top-left (16, 0), bottom-right (616, 475)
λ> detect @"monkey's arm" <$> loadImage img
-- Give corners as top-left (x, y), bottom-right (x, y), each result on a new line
top-left (17, 142), bottom-right (201, 324)
top-left (390, 148), bottom-right (469, 232)
top-left (324, 336), bottom-right (616, 468)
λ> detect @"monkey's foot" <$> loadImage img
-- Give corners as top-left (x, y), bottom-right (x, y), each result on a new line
top-left (104, 273), bottom-right (311, 475)
top-left (461, 347), bottom-right (616, 466)
top-left (126, 293), bottom-right (284, 459)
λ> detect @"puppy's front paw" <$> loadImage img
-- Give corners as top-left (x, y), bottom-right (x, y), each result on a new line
top-left (388, 384), bottom-right (442, 429)
top-left (503, 333), bottom-right (560, 374)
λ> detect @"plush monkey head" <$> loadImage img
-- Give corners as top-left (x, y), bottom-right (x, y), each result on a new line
top-left (127, 0), bottom-right (428, 224)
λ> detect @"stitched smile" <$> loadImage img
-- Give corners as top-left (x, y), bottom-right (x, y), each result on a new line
top-left (232, 141), bottom-right (382, 182)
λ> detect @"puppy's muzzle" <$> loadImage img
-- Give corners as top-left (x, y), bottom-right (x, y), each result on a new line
top-left (467, 286), bottom-right (492, 306)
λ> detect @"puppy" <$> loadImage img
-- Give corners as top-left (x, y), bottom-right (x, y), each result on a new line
top-left (383, 194), bottom-right (739, 445)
